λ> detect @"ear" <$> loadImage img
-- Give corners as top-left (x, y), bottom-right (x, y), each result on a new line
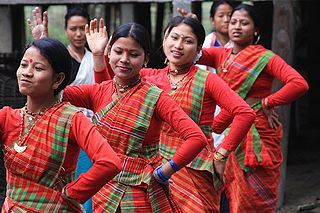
top-left (52, 72), bottom-right (65, 90)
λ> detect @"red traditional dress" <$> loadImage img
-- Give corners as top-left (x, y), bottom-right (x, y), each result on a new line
top-left (63, 80), bottom-right (207, 213)
top-left (200, 44), bottom-right (309, 212)
top-left (0, 102), bottom-right (121, 212)
top-left (95, 65), bottom-right (256, 212)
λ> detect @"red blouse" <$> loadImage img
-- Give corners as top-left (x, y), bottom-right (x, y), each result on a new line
top-left (63, 81), bottom-right (207, 167)
top-left (200, 46), bottom-right (309, 108)
top-left (0, 106), bottom-right (121, 204)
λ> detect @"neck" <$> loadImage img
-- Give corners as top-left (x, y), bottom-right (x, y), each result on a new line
top-left (168, 63), bottom-right (192, 76)
top-left (26, 96), bottom-right (58, 114)
top-left (215, 32), bottom-right (229, 47)
top-left (114, 75), bottom-right (141, 93)
top-left (68, 44), bottom-right (85, 62)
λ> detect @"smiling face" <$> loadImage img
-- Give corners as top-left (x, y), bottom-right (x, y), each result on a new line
top-left (108, 37), bottom-right (146, 84)
top-left (163, 23), bottom-right (199, 70)
top-left (17, 46), bottom-right (63, 98)
top-left (65, 15), bottom-right (88, 49)
top-left (228, 9), bottom-right (256, 46)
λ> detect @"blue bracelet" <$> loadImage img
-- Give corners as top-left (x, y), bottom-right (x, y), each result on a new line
top-left (168, 159), bottom-right (180, 172)
top-left (155, 166), bottom-right (170, 183)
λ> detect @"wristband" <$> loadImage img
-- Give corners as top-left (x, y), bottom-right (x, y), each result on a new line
top-left (168, 159), bottom-right (180, 172)
top-left (154, 166), bottom-right (170, 183)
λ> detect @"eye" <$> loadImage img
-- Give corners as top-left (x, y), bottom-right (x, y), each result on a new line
top-left (170, 34), bottom-right (178, 40)
top-left (20, 62), bottom-right (27, 68)
top-left (35, 66), bottom-right (44, 71)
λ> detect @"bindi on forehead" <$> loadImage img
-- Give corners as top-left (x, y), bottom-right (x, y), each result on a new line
top-left (29, 59), bottom-right (33, 63)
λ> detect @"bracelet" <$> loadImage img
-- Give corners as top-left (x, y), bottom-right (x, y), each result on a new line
top-left (168, 159), bottom-right (180, 172)
top-left (213, 151), bottom-right (228, 162)
top-left (154, 166), bottom-right (170, 183)
top-left (262, 98), bottom-right (271, 110)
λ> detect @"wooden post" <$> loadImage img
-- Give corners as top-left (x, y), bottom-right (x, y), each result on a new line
top-left (0, 6), bottom-right (12, 53)
top-left (271, 0), bottom-right (296, 208)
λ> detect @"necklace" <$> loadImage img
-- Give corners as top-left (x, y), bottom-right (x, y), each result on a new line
top-left (114, 77), bottom-right (141, 93)
top-left (167, 72), bottom-right (189, 90)
top-left (14, 101), bottom-right (59, 153)
top-left (221, 51), bottom-right (237, 73)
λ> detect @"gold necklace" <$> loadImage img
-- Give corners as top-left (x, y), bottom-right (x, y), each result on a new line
top-left (14, 101), bottom-right (59, 153)
top-left (114, 77), bottom-right (141, 93)
top-left (167, 72), bottom-right (189, 90)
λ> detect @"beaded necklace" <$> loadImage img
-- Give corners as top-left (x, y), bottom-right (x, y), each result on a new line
top-left (14, 101), bottom-right (59, 153)
top-left (167, 72), bottom-right (189, 90)
top-left (113, 76), bottom-right (141, 93)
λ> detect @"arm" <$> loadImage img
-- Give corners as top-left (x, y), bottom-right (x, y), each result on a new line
top-left (198, 47), bottom-right (226, 68)
top-left (63, 84), bottom-right (96, 111)
top-left (66, 112), bottom-right (121, 203)
top-left (154, 93), bottom-right (207, 180)
top-left (26, 7), bottom-right (48, 39)
top-left (263, 55), bottom-right (309, 108)
top-left (206, 73), bottom-right (256, 152)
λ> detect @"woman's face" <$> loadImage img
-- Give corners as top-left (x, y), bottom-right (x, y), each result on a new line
top-left (108, 37), bottom-right (146, 82)
top-left (16, 47), bottom-right (62, 97)
top-left (65, 15), bottom-right (88, 49)
top-left (211, 3), bottom-right (233, 35)
top-left (163, 23), bottom-right (199, 68)
top-left (228, 9), bottom-right (256, 46)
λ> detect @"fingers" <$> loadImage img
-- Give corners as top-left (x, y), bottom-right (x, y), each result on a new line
top-left (43, 11), bottom-right (48, 28)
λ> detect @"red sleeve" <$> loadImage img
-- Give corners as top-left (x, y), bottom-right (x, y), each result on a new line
top-left (94, 55), bottom-right (114, 83)
top-left (63, 82), bottom-right (113, 113)
top-left (198, 46), bottom-right (227, 68)
top-left (264, 55), bottom-right (309, 107)
top-left (205, 73), bottom-right (256, 151)
top-left (66, 112), bottom-right (121, 203)
top-left (155, 93), bottom-right (207, 168)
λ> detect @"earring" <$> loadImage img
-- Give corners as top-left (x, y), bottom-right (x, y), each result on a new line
top-left (254, 34), bottom-right (261, 44)
top-left (164, 58), bottom-right (168, 65)
top-left (144, 62), bottom-right (147, 67)
top-left (254, 32), bottom-right (258, 36)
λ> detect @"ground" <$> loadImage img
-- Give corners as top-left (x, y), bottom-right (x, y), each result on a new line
top-left (276, 127), bottom-right (320, 213)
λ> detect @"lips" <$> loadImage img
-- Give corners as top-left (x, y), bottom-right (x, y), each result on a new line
top-left (171, 50), bottom-right (183, 58)
top-left (116, 66), bottom-right (131, 72)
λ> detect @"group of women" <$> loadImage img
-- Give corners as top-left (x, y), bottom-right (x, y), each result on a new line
top-left (0, 1), bottom-right (308, 212)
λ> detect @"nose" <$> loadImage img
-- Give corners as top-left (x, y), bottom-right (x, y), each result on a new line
top-left (75, 28), bottom-right (83, 37)
top-left (120, 53), bottom-right (130, 63)
top-left (174, 38), bottom-right (183, 49)
top-left (21, 66), bottom-right (33, 77)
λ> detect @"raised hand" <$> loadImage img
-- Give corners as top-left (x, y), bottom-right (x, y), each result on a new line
top-left (26, 7), bottom-right (48, 39)
top-left (177, 7), bottom-right (198, 20)
top-left (85, 18), bottom-right (109, 56)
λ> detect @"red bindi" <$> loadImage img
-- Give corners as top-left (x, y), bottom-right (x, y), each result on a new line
top-left (29, 59), bottom-right (33, 63)
top-left (124, 48), bottom-right (128, 53)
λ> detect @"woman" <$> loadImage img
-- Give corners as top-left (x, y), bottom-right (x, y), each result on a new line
top-left (91, 16), bottom-right (255, 212)
top-left (199, 3), bottom-right (309, 212)
top-left (204, 0), bottom-right (234, 48)
top-left (27, 7), bottom-right (96, 211)
top-left (63, 22), bottom-right (208, 212)
top-left (0, 38), bottom-right (121, 212)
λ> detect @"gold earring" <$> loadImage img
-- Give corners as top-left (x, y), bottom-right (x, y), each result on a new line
top-left (164, 58), bottom-right (168, 65)
top-left (254, 32), bottom-right (258, 36)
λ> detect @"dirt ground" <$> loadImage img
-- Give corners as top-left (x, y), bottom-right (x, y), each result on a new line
top-left (276, 127), bottom-right (320, 213)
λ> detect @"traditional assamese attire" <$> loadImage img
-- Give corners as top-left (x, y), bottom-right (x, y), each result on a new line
top-left (95, 65), bottom-right (255, 212)
top-left (200, 44), bottom-right (309, 212)
top-left (0, 102), bottom-right (121, 212)
top-left (63, 80), bottom-right (207, 212)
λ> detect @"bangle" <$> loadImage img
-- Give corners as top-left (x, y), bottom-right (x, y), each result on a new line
top-left (262, 98), bottom-right (271, 109)
top-left (168, 159), bottom-right (180, 172)
top-left (213, 151), bottom-right (228, 162)
top-left (154, 166), bottom-right (170, 184)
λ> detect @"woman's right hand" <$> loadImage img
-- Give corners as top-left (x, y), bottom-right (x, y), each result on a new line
top-left (27, 7), bottom-right (48, 39)
top-left (85, 18), bottom-right (109, 56)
